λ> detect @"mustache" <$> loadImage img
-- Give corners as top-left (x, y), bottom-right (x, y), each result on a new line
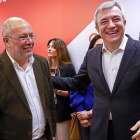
top-left (23, 45), bottom-right (33, 49)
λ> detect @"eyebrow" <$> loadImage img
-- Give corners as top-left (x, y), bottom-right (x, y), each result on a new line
top-left (100, 15), bottom-right (122, 22)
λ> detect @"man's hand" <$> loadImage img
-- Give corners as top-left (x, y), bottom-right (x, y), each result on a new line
top-left (80, 119), bottom-right (91, 127)
top-left (131, 120), bottom-right (140, 139)
top-left (77, 110), bottom-right (89, 120)
top-left (53, 89), bottom-right (58, 95)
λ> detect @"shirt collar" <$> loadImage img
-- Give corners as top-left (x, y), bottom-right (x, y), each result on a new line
top-left (102, 35), bottom-right (128, 52)
top-left (6, 50), bottom-right (35, 69)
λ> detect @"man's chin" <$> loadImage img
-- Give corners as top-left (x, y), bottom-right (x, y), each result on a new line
top-left (25, 53), bottom-right (33, 59)
top-left (106, 38), bottom-right (120, 43)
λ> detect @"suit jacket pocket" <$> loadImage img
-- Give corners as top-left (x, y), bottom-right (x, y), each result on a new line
top-left (127, 65), bottom-right (140, 72)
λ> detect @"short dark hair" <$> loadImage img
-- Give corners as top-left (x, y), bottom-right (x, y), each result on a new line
top-left (88, 34), bottom-right (102, 50)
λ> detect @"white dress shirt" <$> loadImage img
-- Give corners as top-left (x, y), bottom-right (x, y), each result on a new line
top-left (7, 52), bottom-right (46, 140)
top-left (102, 35), bottom-right (128, 119)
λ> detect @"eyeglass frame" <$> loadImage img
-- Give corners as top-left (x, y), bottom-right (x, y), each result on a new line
top-left (5, 35), bottom-right (37, 42)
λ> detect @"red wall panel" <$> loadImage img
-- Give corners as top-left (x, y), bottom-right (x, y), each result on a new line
top-left (0, 0), bottom-right (107, 57)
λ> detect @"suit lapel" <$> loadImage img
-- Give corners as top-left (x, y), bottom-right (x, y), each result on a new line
top-left (0, 50), bottom-right (30, 111)
top-left (112, 36), bottom-right (136, 94)
top-left (95, 46), bottom-right (111, 95)
top-left (33, 56), bottom-right (46, 115)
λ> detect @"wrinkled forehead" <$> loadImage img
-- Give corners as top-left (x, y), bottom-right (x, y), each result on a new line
top-left (11, 20), bottom-right (31, 30)
top-left (97, 6), bottom-right (123, 22)
top-left (10, 20), bottom-right (33, 35)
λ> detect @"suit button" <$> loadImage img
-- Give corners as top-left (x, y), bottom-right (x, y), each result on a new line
top-left (29, 115), bottom-right (32, 119)
top-left (29, 132), bottom-right (32, 136)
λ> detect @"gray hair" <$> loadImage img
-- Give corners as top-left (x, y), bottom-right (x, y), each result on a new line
top-left (1, 17), bottom-right (29, 38)
top-left (94, 1), bottom-right (125, 26)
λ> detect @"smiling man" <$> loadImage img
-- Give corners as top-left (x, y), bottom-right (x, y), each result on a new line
top-left (0, 17), bottom-right (56, 140)
top-left (95, 5), bottom-right (126, 52)
top-left (51, 1), bottom-right (140, 140)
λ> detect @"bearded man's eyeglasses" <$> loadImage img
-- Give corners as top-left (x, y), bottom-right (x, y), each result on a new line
top-left (6, 35), bottom-right (37, 42)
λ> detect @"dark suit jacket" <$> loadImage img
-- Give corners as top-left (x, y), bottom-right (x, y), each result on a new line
top-left (0, 50), bottom-right (56, 140)
top-left (52, 35), bottom-right (140, 140)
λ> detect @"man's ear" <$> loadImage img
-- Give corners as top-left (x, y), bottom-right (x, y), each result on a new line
top-left (123, 19), bottom-right (126, 26)
top-left (95, 26), bottom-right (99, 33)
top-left (3, 37), bottom-right (10, 47)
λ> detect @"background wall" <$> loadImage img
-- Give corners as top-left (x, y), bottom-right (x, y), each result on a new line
top-left (0, 0), bottom-right (140, 72)
top-left (0, 0), bottom-right (107, 55)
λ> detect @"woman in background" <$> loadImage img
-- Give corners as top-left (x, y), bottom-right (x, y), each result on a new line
top-left (47, 38), bottom-right (76, 140)
top-left (70, 35), bottom-right (103, 140)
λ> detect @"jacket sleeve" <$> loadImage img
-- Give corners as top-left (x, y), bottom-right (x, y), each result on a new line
top-left (52, 52), bottom-right (91, 91)
top-left (60, 63), bottom-right (76, 78)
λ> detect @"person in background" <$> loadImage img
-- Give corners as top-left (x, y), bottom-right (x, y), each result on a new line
top-left (47, 38), bottom-right (76, 140)
top-left (51, 1), bottom-right (140, 140)
top-left (70, 35), bottom-right (103, 140)
top-left (0, 17), bottom-right (56, 140)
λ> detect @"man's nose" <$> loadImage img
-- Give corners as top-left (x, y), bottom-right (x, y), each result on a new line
top-left (26, 37), bottom-right (34, 44)
top-left (108, 20), bottom-right (115, 28)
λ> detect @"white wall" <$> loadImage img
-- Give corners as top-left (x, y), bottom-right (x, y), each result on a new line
top-left (67, 21), bottom-right (97, 73)
top-left (115, 0), bottom-right (140, 40)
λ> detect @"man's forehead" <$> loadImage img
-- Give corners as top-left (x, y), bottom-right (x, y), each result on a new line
top-left (11, 23), bottom-right (33, 36)
top-left (11, 20), bottom-right (31, 29)
top-left (10, 20), bottom-right (30, 28)
top-left (97, 6), bottom-right (122, 20)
